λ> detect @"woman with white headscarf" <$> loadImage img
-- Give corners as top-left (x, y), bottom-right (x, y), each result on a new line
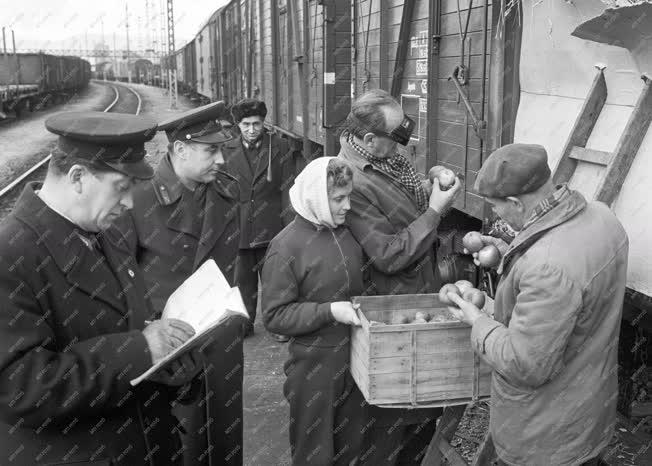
top-left (261, 157), bottom-right (366, 465)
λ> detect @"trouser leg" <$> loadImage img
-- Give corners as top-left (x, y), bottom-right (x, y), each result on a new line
top-left (176, 316), bottom-right (245, 466)
top-left (236, 247), bottom-right (265, 324)
top-left (359, 411), bottom-right (439, 465)
top-left (284, 343), bottom-right (364, 466)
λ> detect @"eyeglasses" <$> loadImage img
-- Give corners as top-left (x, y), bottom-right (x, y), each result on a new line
top-left (376, 115), bottom-right (415, 146)
top-left (348, 112), bottom-right (415, 146)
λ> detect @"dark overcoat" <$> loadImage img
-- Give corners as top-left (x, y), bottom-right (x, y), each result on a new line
top-left (0, 183), bottom-right (182, 465)
top-left (116, 156), bottom-right (245, 466)
top-left (221, 132), bottom-right (295, 249)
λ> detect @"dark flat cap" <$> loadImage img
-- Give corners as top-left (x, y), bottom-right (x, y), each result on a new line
top-left (157, 101), bottom-right (234, 144)
top-left (474, 143), bottom-right (551, 198)
top-left (45, 111), bottom-right (156, 179)
top-left (231, 98), bottom-right (267, 123)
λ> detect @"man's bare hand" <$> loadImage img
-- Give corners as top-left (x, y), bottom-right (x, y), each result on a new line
top-left (447, 292), bottom-right (484, 326)
top-left (330, 302), bottom-right (362, 326)
top-left (148, 351), bottom-right (203, 386)
top-left (142, 318), bottom-right (195, 364)
top-left (463, 235), bottom-right (510, 266)
top-left (429, 177), bottom-right (462, 214)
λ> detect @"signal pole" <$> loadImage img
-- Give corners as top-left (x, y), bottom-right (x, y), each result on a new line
top-left (166, 0), bottom-right (177, 108)
top-left (126, 3), bottom-right (132, 83)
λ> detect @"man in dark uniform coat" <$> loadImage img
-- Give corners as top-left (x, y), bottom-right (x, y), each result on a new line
top-left (0, 111), bottom-right (200, 465)
top-left (116, 101), bottom-right (246, 466)
top-left (222, 98), bottom-right (295, 338)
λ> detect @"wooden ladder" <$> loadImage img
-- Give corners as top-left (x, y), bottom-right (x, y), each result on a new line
top-left (553, 66), bottom-right (652, 205)
top-left (420, 67), bottom-right (652, 466)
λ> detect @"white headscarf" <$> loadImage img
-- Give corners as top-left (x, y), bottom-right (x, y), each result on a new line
top-left (289, 157), bottom-right (337, 228)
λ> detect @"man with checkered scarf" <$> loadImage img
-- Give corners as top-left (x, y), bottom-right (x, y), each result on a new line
top-left (338, 89), bottom-right (462, 465)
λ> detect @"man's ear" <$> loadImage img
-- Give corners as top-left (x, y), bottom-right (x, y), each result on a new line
top-left (174, 140), bottom-right (188, 159)
top-left (506, 195), bottom-right (525, 213)
top-left (362, 132), bottom-right (376, 149)
top-left (67, 164), bottom-right (87, 194)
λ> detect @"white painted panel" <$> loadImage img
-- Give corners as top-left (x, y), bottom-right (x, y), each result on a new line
top-left (514, 0), bottom-right (652, 295)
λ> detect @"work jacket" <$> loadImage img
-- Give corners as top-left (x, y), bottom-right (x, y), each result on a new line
top-left (471, 190), bottom-right (629, 465)
top-left (0, 183), bottom-right (182, 465)
top-left (338, 136), bottom-right (441, 295)
top-left (222, 132), bottom-right (295, 249)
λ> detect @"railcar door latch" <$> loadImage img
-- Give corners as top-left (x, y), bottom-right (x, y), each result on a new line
top-left (447, 66), bottom-right (487, 140)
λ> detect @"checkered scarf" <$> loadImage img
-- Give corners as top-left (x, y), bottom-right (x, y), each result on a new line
top-left (347, 133), bottom-right (429, 213)
top-left (521, 184), bottom-right (570, 231)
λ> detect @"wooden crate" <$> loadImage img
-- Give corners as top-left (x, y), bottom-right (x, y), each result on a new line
top-left (350, 293), bottom-right (492, 408)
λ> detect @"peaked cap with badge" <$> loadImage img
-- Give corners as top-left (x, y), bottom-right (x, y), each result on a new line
top-left (158, 100), bottom-right (235, 144)
top-left (0, 114), bottom-right (183, 464)
top-left (45, 111), bottom-right (157, 179)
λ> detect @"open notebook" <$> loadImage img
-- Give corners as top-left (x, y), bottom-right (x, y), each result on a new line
top-left (130, 259), bottom-right (249, 386)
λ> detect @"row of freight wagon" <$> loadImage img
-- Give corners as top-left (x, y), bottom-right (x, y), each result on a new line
top-left (0, 53), bottom-right (91, 117)
top-left (170, 0), bottom-right (652, 318)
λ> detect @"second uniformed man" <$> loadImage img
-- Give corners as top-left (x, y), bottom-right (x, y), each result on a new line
top-left (116, 101), bottom-right (246, 466)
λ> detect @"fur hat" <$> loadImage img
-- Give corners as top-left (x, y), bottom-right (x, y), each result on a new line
top-left (231, 98), bottom-right (268, 123)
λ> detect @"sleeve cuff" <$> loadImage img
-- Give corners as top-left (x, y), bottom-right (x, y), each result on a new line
top-left (471, 315), bottom-right (503, 355)
top-left (422, 208), bottom-right (441, 228)
top-left (318, 303), bottom-right (335, 325)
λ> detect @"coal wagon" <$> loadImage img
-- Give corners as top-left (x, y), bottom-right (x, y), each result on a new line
top-left (0, 53), bottom-right (90, 118)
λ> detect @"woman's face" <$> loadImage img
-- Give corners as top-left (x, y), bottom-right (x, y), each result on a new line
top-left (328, 182), bottom-right (353, 226)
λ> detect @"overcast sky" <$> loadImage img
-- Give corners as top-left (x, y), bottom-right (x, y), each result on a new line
top-left (0, 0), bottom-right (229, 52)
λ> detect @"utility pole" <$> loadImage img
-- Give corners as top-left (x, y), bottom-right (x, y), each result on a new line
top-left (160, 0), bottom-right (167, 89)
top-left (101, 18), bottom-right (106, 80)
top-left (113, 32), bottom-right (117, 81)
top-left (126, 3), bottom-right (132, 83)
top-left (166, 0), bottom-right (177, 108)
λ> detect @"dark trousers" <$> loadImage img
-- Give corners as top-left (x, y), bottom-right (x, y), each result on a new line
top-left (284, 342), bottom-right (366, 466)
top-left (174, 316), bottom-right (245, 466)
top-left (359, 415), bottom-right (438, 465)
top-left (235, 247), bottom-right (268, 323)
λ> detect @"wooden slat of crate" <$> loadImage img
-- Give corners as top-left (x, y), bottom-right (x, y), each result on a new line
top-left (351, 293), bottom-right (494, 407)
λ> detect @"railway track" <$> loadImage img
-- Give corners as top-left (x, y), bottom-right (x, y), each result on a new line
top-left (0, 82), bottom-right (143, 217)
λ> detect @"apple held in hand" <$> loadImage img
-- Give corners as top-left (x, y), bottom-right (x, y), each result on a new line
top-left (428, 165), bottom-right (456, 191)
top-left (462, 231), bottom-right (484, 253)
top-left (462, 287), bottom-right (486, 309)
top-left (438, 283), bottom-right (461, 305)
top-left (428, 165), bottom-right (446, 182)
top-left (437, 169), bottom-right (456, 190)
top-left (454, 280), bottom-right (474, 294)
top-left (477, 244), bottom-right (501, 268)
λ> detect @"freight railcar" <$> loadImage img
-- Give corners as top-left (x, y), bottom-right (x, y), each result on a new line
top-left (174, 0), bottom-right (652, 426)
top-left (0, 53), bottom-right (91, 118)
top-left (175, 0), bottom-right (652, 315)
